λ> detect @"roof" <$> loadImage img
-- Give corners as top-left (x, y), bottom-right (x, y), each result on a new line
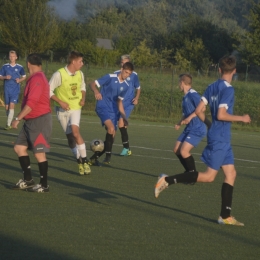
top-left (96, 38), bottom-right (113, 50)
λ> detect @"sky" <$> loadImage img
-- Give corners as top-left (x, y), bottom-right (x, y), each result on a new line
top-left (48, 0), bottom-right (78, 20)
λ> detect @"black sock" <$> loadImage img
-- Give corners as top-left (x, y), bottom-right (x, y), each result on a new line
top-left (38, 161), bottom-right (48, 188)
top-left (77, 158), bottom-right (81, 164)
top-left (165, 171), bottom-right (198, 185)
top-left (18, 156), bottom-right (32, 181)
top-left (119, 127), bottom-right (129, 149)
top-left (183, 155), bottom-right (196, 172)
top-left (81, 157), bottom-right (87, 164)
top-left (105, 133), bottom-right (114, 158)
top-left (220, 183), bottom-right (233, 219)
top-left (176, 154), bottom-right (189, 171)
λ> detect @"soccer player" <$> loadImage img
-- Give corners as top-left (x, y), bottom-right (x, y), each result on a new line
top-left (0, 50), bottom-right (26, 130)
top-left (155, 55), bottom-right (251, 226)
top-left (173, 73), bottom-right (208, 172)
top-left (114, 55), bottom-right (141, 156)
top-left (88, 62), bottom-right (134, 165)
top-left (11, 53), bottom-right (52, 193)
top-left (49, 51), bottom-right (91, 176)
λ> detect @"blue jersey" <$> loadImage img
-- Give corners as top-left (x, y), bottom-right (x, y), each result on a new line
top-left (95, 73), bottom-right (129, 114)
top-left (182, 89), bottom-right (206, 135)
top-left (0, 63), bottom-right (26, 93)
top-left (114, 70), bottom-right (140, 106)
top-left (202, 79), bottom-right (234, 143)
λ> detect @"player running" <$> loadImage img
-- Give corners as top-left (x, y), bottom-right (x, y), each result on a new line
top-left (155, 55), bottom-right (251, 226)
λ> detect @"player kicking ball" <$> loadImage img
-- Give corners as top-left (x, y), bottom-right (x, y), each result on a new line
top-left (155, 55), bottom-right (251, 226)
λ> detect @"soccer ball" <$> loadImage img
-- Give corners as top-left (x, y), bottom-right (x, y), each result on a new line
top-left (90, 139), bottom-right (104, 152)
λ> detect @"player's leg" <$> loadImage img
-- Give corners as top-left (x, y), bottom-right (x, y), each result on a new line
top-left (102, 119), bottom-right (116, 164)
top-left (6, 102), bottom-right (15, 128)
top-left (118, 118), bottom-right (131, 156)
top-left (173, 139), bottom-right (189, 171)
top-left (70, 109), bottom-right (91, 174)
top-left (12, 124), bottom-right (35, 190)
top-left (180, 141), bottom-right (196, 172)
top-left (4, 91), bottom-right (11, 129)
top-left (29, 113), bottom-right (52, 192)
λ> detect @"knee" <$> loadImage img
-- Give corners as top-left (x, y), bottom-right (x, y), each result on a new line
top-left (107, 127), bottom-right (115, 135)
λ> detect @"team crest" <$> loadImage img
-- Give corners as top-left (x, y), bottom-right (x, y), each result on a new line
top-left (120, 87), bottom-right (124, 91)
top-left (71, 84), bottom-right (77, 96)
top-left (15, 69), bottom-right (18, 71)
top-left (127, 77), bottom-right (130, 81)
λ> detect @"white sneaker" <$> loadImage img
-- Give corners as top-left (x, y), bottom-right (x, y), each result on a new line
top-left (154, 174), bottom-right (168, 198)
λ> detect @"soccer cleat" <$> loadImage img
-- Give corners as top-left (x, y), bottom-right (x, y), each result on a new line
top-left (29, 184), bottom-right (49, 193)
top-left (88, 159), bottom-right (101, 167)
top-left (12, 179), bottom-right (35, 190)
top-left (154, 174), bottom-right (169, 198)
top-left (103, 157), bottom-right (111, 164)
top-left (78, 163), bottom-right (84, 175)
top-left (4, 125), bottom-right (12, 130)
top-left (120, 148), bottom-right (132, 156)
top-left (83, 162), bottom-right (91, 175)
top-left (218, 216), bottom-right (244, 226)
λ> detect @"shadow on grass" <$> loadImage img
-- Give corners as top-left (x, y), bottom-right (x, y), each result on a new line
top-left (0, 233), bottom-right (77, 260)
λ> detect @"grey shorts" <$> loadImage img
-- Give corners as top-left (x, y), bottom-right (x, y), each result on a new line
top-left (15, 113), bottom-right (52, 153)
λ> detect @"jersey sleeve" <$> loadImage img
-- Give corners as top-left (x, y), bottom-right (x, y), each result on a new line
top-left (0, 66), bottom-right (6, 76)
top-left (96, 74), bottom-right (112, 88)
top-left (201, 86), bottom-right (210, 105)
top-left (219, 87), bottom-right (234, 110)
top-left (20, 66), bottom-right (26, 77)
top-left (49, 71), bottom-right (61, 97)
top-left (132, 73), bottom-right (140, 89)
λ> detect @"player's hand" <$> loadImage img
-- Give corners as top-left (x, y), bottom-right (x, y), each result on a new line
top-left (242, 114), bottom-right (251, 123)
top-left (15, 78), bottom-right (20, 83)
top-left (181, 118), bottom-right (190, 125)
top-left (123, 118), bottom-right (128, 127)
top-left (132, 97), bottom-right (139, 105)
top-left (60, 101), bottom-right (70, 111)
top-left (80, 99), bottom-right (85, 107)
top-left (6, 75), bottom-right (11, 80)
top-left (11, 120), bottom-right (19, 129)
top-left (175, 124), bottom-right (180, 130)
top-left (95, 92), bottom-right (102, 100)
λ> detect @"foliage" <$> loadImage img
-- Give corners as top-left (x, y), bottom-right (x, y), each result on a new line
top-left (0, 0), bottom-right (59, 56)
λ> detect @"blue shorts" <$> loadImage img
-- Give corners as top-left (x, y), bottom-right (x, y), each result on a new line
top-left (201, 141), bottom-right (234, 170)
top-left (177, 131), bottom-right (206, 147)
top-left (96, 107), bottom-right (118, 130)
top-left (4, 90), bottom-right (19, 105)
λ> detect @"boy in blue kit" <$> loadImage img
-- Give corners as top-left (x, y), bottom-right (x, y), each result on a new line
top-left (114, 55), bottom-right (141, 156)
top-left (174, 74), bottom-right (208, 172)
top-left (155, 55), bottom-right (251, 226)
top-left (89, 62), bottom-right (134, 165)
top-left (0, 51), bottom-right (26, 130)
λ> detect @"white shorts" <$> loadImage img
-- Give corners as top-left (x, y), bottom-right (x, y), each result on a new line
top-left (55, 107), bottom-right (81, 134)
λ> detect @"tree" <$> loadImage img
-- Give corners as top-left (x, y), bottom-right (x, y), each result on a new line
top-left (0, 0), bottom-right (59, 56)
top-left (237, 2), bottom-right (260, 65)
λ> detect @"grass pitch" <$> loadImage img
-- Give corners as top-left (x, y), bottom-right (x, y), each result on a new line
top-left (0, 110), bottom-right (260, 260)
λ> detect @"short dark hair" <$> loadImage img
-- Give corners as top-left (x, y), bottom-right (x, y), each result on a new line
top-left (26, 53), bottom-right (42, 66)
top-left (122, 61), bottom-right (134, 71)
top-left (179, 73), bottom-right (192, 85)
top-left (219, 55), bottom-right (236, 74)
top-left (67, 50), bottom-right (84, 64)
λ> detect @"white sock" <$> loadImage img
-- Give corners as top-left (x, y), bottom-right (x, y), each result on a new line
top-left (76, 143), bottom-right (87, 158)
top-left (71, 146), bottom-right (80, 159)
top-left (7, 109), bottom-right (14, 126)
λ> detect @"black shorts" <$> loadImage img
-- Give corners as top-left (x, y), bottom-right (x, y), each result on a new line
top-left (15, 113), bottom-right (52, 153)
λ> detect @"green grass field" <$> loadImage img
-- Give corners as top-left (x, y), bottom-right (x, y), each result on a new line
top-left (0, 109), bottom-right (260, 260)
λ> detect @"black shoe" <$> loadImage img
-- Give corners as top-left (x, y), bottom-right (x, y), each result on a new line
top-left (102, 157), bottom-right (111, 164)
top-left (88, 159), bottom-right (102, 167)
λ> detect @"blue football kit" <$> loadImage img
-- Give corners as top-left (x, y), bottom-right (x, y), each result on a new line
top-left (0, 63), bottom-right (26, 104)
top-left (95, 73), bottom-right (129, 128)
top-left (114, 70), bottom-right (140, 118)
top-left (177, 89), bottom-right (207, 147)
top-left (200, 79), bottom-right (235, 170)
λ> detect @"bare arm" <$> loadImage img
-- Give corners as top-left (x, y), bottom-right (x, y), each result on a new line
top-left (118, 99), bottom-right (128, 126)
top-left (217, 107), bottom-right (251, 123)
top-left (11, 105), bottom-right (32, 129)
top-left (89, 81), bottom-right (102, 100)
top-left (132, 88), bottom-right (141, 105)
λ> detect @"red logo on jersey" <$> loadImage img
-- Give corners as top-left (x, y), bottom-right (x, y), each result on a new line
top-left (34, 133), bottom-right (50, 148)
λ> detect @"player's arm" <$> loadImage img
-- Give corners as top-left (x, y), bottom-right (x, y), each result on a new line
top-left (132, 88), bottom-right (141, 105)
top-left (195, 100), bottom-right (206, 122)
top-left (118, 99), bottom-right (128, 126)
top-left (11, 105), bottom-right (32, 129)
top-left (217, 107), bottom-right (251, 123)
top-left (16, 75), bottom-right (26, 84)
top-left (49, 72), bottom-right (70, 110)
top-left (175, 115), bottom-right (185, 130)
top-left (89, 80), bottom-right (102, 100)
top-left (80, 71), bottom-right (86, 106)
